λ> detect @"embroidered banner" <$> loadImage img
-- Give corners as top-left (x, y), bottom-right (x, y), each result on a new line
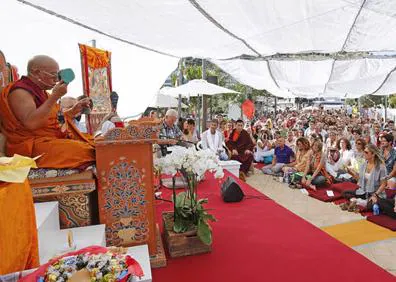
top-left (79, 44), bottom-right (113, 134)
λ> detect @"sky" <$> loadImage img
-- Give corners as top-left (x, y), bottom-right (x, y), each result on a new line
top-left (1, 0), bottom-right (179, 117)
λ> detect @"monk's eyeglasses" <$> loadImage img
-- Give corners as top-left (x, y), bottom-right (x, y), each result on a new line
top-left (39, 70), bottom-right (59, 80)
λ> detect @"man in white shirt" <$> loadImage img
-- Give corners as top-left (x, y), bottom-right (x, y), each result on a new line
top-left (201, 119), bottom-right (228, 160)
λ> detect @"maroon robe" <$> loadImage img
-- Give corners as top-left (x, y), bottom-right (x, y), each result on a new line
top-left (226, 129), bottom-right (254, 174)
top-left (9, 76), bottom-right (48, 108)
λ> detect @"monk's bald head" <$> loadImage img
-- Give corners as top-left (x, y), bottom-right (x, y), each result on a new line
top-left (27, 55), bottom-right (59, 75)
top-left (60, 96), bottom-right (77, 111)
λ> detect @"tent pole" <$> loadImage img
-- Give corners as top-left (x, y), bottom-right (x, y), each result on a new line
top-left (177, 59), bottom-right (183, 118)
top-left (385, 95), bottom-right (388, 122)
top-left (202, 59), bottom-right (207, 132)
top-left (197, 94), bottom-right (201, 133)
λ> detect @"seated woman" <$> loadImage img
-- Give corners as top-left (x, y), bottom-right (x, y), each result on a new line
top-left (301, 140), bottom-right (333, 190)
top-left (348, 138), bottom-right (366, 176)
top-left (182, 118), bottom-right (199, 144)
top-left (341, 144), bottom-right (387, 211)
top-left (326, 138), bottom-right (353, 178)
top-left (324, 131), bottom-right (337, 152)
top-left (282, 137), bottom-right (310, 186)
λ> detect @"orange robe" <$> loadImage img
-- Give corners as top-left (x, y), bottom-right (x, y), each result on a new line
top-left (0, 80), bottom-right (95, 169)
top-left (0, 180), bottom-right (39, 274)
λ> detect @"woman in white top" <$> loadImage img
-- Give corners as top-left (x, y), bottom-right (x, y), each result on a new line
top-left (326, 137), bottom-right (353, 178)
top-left (337, 138), bottom-right (354, 168)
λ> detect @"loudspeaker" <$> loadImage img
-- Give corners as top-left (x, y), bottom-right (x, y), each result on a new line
top-left (221, 177), bottom-right (244, 203)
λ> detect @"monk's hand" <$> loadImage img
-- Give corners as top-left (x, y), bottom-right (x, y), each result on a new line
top-left (232, 149), bottom-right (238, 156)
top-left (52, 81), bottom-right (68, 99)
top-left (70, 98), bottom-right (91, 116)
top-left (245, 150), bottom-right (252, 155)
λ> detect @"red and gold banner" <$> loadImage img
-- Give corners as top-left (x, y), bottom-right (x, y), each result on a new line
top-left (0, 51), bottom-right (9, 93)
top-left (79, 44), bottom-right (113, 134)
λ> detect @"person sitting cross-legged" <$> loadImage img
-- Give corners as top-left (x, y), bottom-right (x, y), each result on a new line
top-left (262, 136), bottom-right (294, 176)
top-left (301, 140), bottom-right (333, 190)
top-left (282, 137), bottom-right (310, 185)
top-left (226, 119), bottom-right (254, 181)
top-left (201, 119), bottom-right (229, 161)
top-left (341, 144), bottom-right (387, 212)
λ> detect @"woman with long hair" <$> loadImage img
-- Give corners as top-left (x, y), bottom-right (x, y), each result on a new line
top-left (341, 144), bottom-right (387, 211)
top-left (349, 138), bottom-right (366, 175)
top-left (282, 137), bottom-right (310, 187)
top-left (301, 140), bottom-right (332, 190)
top-left (182, 118), bottom-right (199, 144)
top-left (327, 137), bottom-right (354, 178)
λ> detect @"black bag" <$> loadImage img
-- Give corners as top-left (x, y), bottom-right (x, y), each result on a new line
top-left (221, 177), bottom-right (244, 202)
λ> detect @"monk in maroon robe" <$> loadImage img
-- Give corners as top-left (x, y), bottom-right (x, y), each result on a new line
top-left (226, 119), bottom-right (254, 181)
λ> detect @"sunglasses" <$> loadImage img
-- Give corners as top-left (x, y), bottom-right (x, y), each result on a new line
top-left (364, 150), bottom-right (371, 154)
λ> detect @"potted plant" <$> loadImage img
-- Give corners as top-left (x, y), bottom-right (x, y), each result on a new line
top-left (154, 146), bottom-right (224, 257)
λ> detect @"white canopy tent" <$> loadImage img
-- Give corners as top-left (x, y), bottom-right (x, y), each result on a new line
top-left (4, 0), bottom-right (396, 113)
top-left (149, 92), bottom-right (187, 108)
top-left (166, 79), bottom-right (240, 97)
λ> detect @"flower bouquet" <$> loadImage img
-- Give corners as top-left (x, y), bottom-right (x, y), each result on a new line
top-left (154, 146), bottom-right (224, 257)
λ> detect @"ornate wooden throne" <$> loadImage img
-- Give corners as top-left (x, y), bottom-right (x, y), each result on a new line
top-left (95, 118), bottom-right (167, 267)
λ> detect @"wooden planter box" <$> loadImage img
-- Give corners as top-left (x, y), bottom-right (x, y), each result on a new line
top-left (162, 212), bottom-right (212, 258)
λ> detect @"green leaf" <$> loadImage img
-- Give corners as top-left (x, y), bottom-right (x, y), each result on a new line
top-left (197, 219), bottom-right (212, 245)
top-left (197, 198), bottom-right (208, 205)
top-left (174, 192), bottom-right (187, 208)
top-left (202, 213), bottom-right (217, 222)
top-left (173, 216), bottom-right (183, 233)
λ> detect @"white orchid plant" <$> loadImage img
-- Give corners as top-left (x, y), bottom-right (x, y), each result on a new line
top-left (154, 146), bottom-right (224, 245)
top-left (154, 146), bottom-right (224, 180)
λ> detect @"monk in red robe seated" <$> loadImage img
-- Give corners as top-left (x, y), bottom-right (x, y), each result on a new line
top-left (0, 55), bottom-right (95, 169)
top-left (226, 119), bottom-right (254, 181)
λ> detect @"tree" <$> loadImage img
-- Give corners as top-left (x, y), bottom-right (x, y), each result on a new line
top-left (388, 95), bottom-right (396, 108)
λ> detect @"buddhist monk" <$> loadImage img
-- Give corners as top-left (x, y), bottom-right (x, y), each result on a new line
top-left (226, 119), bottom-right (254, 181)
top-left (0, 180), bottom-right (39, 274)
top-left (0, 55), bottom-right (95, 169)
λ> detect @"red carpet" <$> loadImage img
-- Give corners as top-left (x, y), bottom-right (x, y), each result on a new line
top-left (152, 171), bottom-right (395, 282)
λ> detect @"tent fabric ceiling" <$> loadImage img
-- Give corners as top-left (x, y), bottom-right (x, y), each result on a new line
top-left (19, 0), bottom-right (396, 98)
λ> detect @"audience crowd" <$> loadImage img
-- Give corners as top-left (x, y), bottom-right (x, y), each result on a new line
top-left (164, 107), bottom-right (396, 219)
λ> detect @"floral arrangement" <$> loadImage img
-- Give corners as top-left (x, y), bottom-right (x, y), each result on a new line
top-left (155, 146), bottom-right (224, 245)
top-left (34, 247), bottom-right (142, 282)
top-left (154, 146), bottom-right (224, 180)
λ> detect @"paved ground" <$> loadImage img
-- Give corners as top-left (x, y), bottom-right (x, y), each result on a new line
top-left (246, 169), bottom-right (396, 276)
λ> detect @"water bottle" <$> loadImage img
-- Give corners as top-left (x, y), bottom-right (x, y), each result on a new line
top-left (284, 173), bottom-right (290, 184)
top-left (373, 204), bottom-right (380, 216)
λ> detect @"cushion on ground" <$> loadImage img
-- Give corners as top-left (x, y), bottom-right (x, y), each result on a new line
top-left (308, 188), bottom-right (343, 202)
top-left (385, 189), bottom-right (396, 199)
top-left (330, 182), bottom-right (359, 193)
top-left (367, 215), bottom-right (396, 231)
top-left (253, 163), bottom-right (265, 169)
